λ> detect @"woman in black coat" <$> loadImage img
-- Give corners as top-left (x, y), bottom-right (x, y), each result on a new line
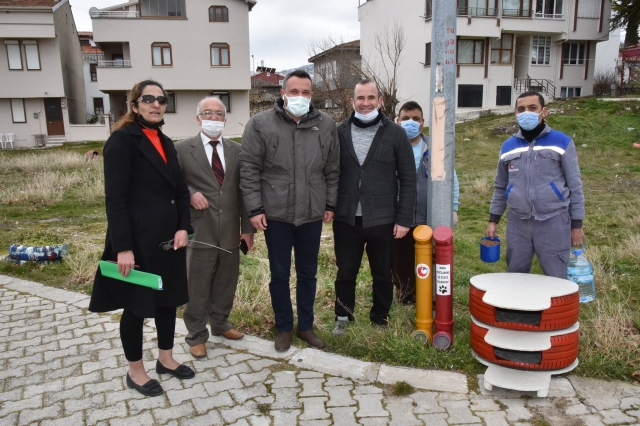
top-left (90, 80), bottom-right (195, 396)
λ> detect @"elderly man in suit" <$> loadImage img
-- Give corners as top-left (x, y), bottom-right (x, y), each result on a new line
top-left (175, 96), bottom-right (255, 359)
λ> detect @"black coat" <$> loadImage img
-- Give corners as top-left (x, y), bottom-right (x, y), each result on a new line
top-left (334, 113), bottom-right (416, 228)
top-left (89, 122), bottom-right (193, 318)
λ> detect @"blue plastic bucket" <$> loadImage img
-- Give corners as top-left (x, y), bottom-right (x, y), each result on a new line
top-left (480, 237), bottom-right (500, 263)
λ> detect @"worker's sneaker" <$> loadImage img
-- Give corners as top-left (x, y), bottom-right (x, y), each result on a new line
top-left (332, 316), bottom-right (350, 337)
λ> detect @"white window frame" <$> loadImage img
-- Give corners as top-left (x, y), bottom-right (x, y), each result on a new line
top-left (5, 40), bottom-right (22, 70)
top-left (560, 87), bottom-right (582, 98)
top-left (23, 40), bottom-right (40, 70)
top-left (531, 36), bottom-right (551, 65)
top-left (563, 43), bottom-right (586, 65)
top-left (11, 99), bottom-right (26, 123)
top-left (535, 0), bottom-right (563, 18)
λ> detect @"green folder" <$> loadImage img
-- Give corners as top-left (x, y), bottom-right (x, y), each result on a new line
top-left (99, 261), bottom-right (163, 290)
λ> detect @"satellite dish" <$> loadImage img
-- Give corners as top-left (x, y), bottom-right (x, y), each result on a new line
top-left (89, 7), bottom-right (99, 17)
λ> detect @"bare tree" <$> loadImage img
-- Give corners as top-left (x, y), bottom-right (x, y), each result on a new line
top-left (358, 22), bottom-right (407, 121)
top-left (308, 35), bottom-right (361, 121)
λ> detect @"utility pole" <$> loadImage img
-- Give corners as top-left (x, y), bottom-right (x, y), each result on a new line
top-left (427, 0), bottom-right (457, 230)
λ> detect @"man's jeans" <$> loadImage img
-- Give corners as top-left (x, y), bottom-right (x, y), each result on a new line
top-left (264, 219), bottom-right (323, 332)
top-left (333, 217), bottom-right (395, 325)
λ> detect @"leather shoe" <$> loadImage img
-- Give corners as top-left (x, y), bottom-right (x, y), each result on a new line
top-left (296, 329), bottom-right (325, 349)
top-left (190, 343), bottom-right (207, 358)
top-left (126, 373), bottom-right (164, 397)
top-left (275, 331), bottom-right (293, 352)
top-left (214, 328), bottom-right (245, 340)
top-left (156, 360), bottom-right (195, 379)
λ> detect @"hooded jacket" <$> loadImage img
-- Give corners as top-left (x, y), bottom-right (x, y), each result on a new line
top-left (239, 99), bottom-right (340, 226)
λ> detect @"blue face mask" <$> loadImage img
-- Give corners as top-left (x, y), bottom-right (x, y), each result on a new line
top-left (401, 120), bottom-right (421, 139)
top-left (516, 111), bottom-right (542, 131)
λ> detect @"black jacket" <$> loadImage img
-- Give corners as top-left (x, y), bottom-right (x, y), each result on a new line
top-left (89, 122), bottom-right (193, 318)
top-left (334, 113), bottom-right (416, 228)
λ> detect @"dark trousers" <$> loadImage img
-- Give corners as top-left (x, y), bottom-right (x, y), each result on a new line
top-left (334, 217), bottom-right (395, 325)
top-left (120, 306), bottom-right (176, 362)
top-left (392, 227), bottom-right (417, 304)
top-left (264, 219), bottom-right (323, 332)
top-left (506, 210), bottom-right (571, 279)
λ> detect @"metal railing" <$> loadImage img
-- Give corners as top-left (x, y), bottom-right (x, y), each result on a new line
top-left (595, 87), bottom-right (640, 97)
top-left (514, 75), bottom-right (556, 98)
top-left (90, 10), bottom-right (139, 18)
top-left (501, 8), bottom-right (533, 17)
top-left (457, 7), bottom-right (498, 17)
top-left (97, 60), bottom-right (132, 68)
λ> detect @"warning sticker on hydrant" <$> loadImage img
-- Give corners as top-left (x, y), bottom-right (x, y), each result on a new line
top-left (416, 264), bottom-right (430, 280)
top-left (436, 264), bottom-right (451, 295)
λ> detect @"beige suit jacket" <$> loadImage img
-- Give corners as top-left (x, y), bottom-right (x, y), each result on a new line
top-left (176, 134), bottom-right (254, 250)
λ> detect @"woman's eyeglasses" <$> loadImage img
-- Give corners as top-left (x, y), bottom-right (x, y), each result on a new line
top-left (137, 95), bottom-right (168, 105)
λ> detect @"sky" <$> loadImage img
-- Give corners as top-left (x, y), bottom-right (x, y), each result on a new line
top-left (69, 0), bottom-right (361, 71)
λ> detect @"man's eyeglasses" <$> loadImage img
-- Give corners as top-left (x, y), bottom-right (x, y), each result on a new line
top-left (198, 110), bottom-right (225, 119)
top-left (137, 95), bottom-right (168, 105)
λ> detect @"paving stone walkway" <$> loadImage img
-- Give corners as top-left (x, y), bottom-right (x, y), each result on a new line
top-left (1, 274), bottom-right (639, 425)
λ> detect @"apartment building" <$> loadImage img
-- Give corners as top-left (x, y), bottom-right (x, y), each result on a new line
top-left (0, 0), bottom-right (86, 148)
top-left (358, 0), bottom-right (613, 111)
top-left (89, 0), bottom-right (256, 138)
top-left (78, 32), bottom-right (111, 123)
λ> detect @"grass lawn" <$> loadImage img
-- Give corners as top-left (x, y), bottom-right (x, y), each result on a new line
top-left (1, 97), bottom-right (639, 383)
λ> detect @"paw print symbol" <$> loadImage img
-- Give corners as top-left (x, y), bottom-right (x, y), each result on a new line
top-left (438, 285), bottom-right (447, 294)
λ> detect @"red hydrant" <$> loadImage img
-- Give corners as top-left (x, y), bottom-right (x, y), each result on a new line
top-left (433, 226), bottom-right (454, 350)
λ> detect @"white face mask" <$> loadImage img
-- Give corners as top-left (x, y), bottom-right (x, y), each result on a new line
top-left (283, 94), bottom-right (311, 117)
top-left (200, 119), bottom-right (225, 138)
top-left (353, 100), bottom-right (380, 123)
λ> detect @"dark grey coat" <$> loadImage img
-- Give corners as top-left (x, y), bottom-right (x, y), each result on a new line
top-left (334, 113), bottom-right (416, 228)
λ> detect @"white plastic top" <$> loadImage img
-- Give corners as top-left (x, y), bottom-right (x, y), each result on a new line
top-left (472, 316), bottom-right (579, 351)
top-left (470, 273), bottom-right (578, 311)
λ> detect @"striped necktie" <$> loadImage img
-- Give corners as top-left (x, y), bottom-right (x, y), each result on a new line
top-left (209, 140), bottom-right (224, 186)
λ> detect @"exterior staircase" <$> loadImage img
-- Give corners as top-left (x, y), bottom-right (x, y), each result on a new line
top-left (514, 75), bottom-right (556, 101)
top-left (45, 136), bottom-right (66, 146)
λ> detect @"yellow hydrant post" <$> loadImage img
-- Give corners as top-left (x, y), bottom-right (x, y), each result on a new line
top-left (411, 225), bottom-right (434, 344)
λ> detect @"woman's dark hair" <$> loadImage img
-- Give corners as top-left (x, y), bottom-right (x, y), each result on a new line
top-left (111, 79), bottom-right (166, 132)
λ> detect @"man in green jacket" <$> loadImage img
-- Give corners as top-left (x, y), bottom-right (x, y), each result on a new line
top-left (239, 70), bottom-right (340, 352)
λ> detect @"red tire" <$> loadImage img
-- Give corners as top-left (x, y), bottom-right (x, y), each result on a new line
top-left (470, 320), bottom-right (579, 370)
top-left (469, 285), bottom-right (580, 331)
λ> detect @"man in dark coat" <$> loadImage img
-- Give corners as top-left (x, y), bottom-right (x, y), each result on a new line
top-left (332, 79), bottom-right (416, 336)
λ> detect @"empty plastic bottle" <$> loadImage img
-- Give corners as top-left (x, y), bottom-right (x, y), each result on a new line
top-left (567, 247), bottom-right (595, 303)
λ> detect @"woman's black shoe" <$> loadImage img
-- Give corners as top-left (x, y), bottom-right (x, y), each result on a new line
top-left (126, 373), bottom-right (164, 397)
top-left (156, 360), bottom-right (195, 379)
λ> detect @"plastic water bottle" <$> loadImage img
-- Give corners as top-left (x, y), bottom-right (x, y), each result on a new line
top-left (567, 247), bottom-right (596, 303)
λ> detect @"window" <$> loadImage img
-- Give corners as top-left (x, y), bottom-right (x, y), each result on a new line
top-left (491, 34), bottom-right (513, 64)
top-left (496, 86), bottom-right (512, 105)
top-left (23, 41), bottom-right (40, 70)
top-left (166, 91), bottom-right (176, 113)
top-left (325, 99), bottom-right (334, 108)
top-left (561, 87), bottom-right (581, 98)
top-left (425, 42), bottom-right (431, 66)
top-left (577, 0), bottom-right (599, 18)
top-left (210, 43), bottom-right (230, 66)
top-left (535, 0), bottom-right (563, 18)
top-left (458, 0), bottom-right (498, 16)
top-left (209, 6), bottom-right (229, 22)
top-left (5, 40), bottom-right (22, 70)
top-left (563, 43), bottom-right (586, 65)
top-left (531, 36), bottom-right (551, 65)
top-left (90, 63), bottom-right (97, 81)
top-left (140, 0), bottom-right (186, 17)
top-left (279, 79), bottom-right (284, 86)
top-left (425, 0), bottom-right (432, 19)
top-left (211, 91), bottom-right (230, 112)
top-left (458, 39), bottom-right (484, 64)
top-left (152, 42), bottom-right (172, 66)
top-left (10, 99), bottom-right (26, 123)
top-left (458, 85), bottom-right (483, 107)
top-left (502, 0), bottom-right (532, 17)
top-left (93, 98), bottom-right (104, 115)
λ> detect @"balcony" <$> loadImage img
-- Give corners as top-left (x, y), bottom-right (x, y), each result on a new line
top-left (90, 10), bottom-right (139, 18)
top-left (457, 7), bottom-right (498, 17)
top-left (98, 60), bottom-right (132, 68)
top-left (502, 8), bottom-right (533, 17)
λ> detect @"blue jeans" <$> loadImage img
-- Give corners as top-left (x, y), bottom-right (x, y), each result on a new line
top-left (264, 220), bottom-right (323, 332)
